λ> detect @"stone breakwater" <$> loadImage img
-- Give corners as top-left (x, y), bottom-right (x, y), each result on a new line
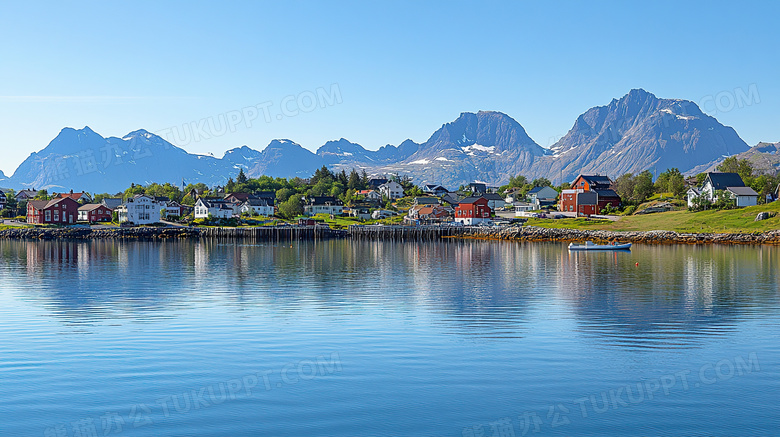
top-left (0, 226), bottom-right (345, 241)
top-left (2, 225), bottom-right (780, 245)
top-left (457, 226), bottom-right (780, 245)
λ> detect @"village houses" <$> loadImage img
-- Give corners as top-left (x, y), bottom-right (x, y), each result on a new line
top-left (116, 194), bottom-right (163, 225)
top-left (27, 197), bottom-right (80, 225)
top-left (560, 175), bottom-right (621, 216)
top-left (454, 196), bottom-right (492, 225)
top-left (78, 204), bottom-right (113, 223)
top-left (687, 172), bottom-right (758, 208)
top-left (378, 181), bottom-right (404, 199)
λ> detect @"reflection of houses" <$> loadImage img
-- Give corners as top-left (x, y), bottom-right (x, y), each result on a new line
top-left (27, 197), bottom-right (80, 224)
top-left (78, 204), bottom-right (113, 223)
top-left (303, 196), bottom-right (344, 216)
top-left (117, 195), bottom-right (163, 224)
top-left (527, 186), bottom-right (559, 209)
top-left (454, 197), bottom-right (492, 225)
top-left (687, 172), bottom-right (758, 208)
top-left (378, 181), bottom-right (404, 199)
top-left (560, 175), bottom-right (621, 216)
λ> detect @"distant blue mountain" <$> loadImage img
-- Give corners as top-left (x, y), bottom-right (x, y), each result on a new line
top-left (3, 89), bottom-right (756, 192)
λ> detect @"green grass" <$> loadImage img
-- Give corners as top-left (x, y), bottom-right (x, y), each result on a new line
top-left (528, 202), bottom-right (780, 233)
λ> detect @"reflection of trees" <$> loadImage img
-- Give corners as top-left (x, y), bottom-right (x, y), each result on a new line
top-left (556, 244), bottom-right (780, 348)
top-left (0, 240), bottom-right (195, 324)
top-left (2, 239), bottom-right (777, 344)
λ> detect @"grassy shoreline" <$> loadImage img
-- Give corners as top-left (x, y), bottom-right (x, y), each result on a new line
top-left (524, 202), bottom-right (780, 234)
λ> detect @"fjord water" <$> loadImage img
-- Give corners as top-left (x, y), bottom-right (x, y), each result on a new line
top-left (1, 240), bottom-right (778, 436)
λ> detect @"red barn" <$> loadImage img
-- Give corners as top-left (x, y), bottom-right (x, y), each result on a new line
top-left (27, 197), bottom-right (80, 225)
top-left (454, 196), bottom-right (492, 225)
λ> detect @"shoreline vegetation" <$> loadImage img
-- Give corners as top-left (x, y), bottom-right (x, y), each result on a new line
top-left (2, 224), bottom-right (780, 246)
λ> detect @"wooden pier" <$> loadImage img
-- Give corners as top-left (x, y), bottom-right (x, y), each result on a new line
top-left (348, 225), bottom-right (462, 241)
top-left (198, 226), bottom-right (347, 242)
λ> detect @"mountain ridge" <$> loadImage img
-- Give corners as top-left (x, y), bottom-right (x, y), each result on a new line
top-left (3, 89), bottom-right (761, 193)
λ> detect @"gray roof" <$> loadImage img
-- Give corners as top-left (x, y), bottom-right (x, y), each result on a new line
top-left (726, 186), bottom-right (758, 196)
top-left (244, 198), bottom-right (272, 207)
top-left (101, 198), bottom-right (123, 209)
top-left (593, 189), bottom-right (621, 199)
top-left (481, 193), bottom-right (505, 201)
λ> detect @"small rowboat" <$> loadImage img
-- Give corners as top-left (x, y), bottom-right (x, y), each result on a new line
top-left (568, 240), bottom-right (632, 251)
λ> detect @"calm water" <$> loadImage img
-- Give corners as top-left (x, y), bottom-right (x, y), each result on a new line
top-left (0, 239), bottom-right (778, 436)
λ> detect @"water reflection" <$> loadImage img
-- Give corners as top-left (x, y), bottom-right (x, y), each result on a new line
top-left (557, 244), bottom-right (780, 348)
top-left (1, 239), bottom-right (778, 346)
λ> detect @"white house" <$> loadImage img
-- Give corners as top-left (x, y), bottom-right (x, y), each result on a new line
top-left (371, 209), bottom-right (396, 219)
top-left (378, 181), bottom-right (404, 199)
top-left (421, 184), bottom-right (448, 196)
top-left (687, 172), bottom-right (758, 208)
top-left (240, 198), bottom-right (274, 216)
top-left (356, 190), bottom-right (382, 202)
top-left (195, 198), bottom-right (236, 219)
top-left (116, 194), bottom-right (163, 225)
top-left (304, 196), bottom-right (344, 216)
top-left (725, 187), bottom-right (759, 207)
top-left (514, 203), bottom-right (535, 215)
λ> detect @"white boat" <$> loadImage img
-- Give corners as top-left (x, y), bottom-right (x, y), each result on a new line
top-left (568, 241), bottom-right (632, 251)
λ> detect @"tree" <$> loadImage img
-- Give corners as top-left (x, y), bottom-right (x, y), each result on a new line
top-left (35, 189), bottom-right (50, 200)
top-left (717, 157), bottom-right (754, 184)
top-left (348, 169), bottom-right (361, 190)
top-left (508, 174), bottom-right (528, 189)
top-left (633, 170), bottom-right (654, 203)
top-left (236, 168), bottom-right (248, 184)
top-left (614, 173), bottom-right (636, 203)
top-left (225, 177), bottom-right (236, 193)
top-left (276, 187), bottom-right (296, 203)
top-left (531, 178), bottom-right (552, 188)
top-left (655, 168), bottom-right (685, 197)
top-left (278, 194), bottom-right (304, 219)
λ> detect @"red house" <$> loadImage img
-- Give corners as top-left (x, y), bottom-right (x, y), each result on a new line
top-left (78, 204), bottom-right (113, 223)
top-left (560, 175), bottom-right (621, 216)
top-left (27, 197), bottom-right (80, 225)
top-left (454, 196), bottom-right (492, 225)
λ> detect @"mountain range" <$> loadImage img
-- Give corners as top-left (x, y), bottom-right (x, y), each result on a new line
top-left (1, 89), bottom-right (769, 194)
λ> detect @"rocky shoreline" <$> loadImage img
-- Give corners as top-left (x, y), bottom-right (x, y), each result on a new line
top-left (1, 225), bottom-right (780, 245)
top-left (457, 225), bottom-right (780, 245)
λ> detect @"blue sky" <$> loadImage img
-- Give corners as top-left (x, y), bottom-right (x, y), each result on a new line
top-left (1, 0), bottom-right (778, 176)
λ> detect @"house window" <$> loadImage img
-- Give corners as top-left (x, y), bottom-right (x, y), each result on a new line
top-left (54, 210), bottom-right (59, 221)
top-left (45, 210), bottom-right (51, 221)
